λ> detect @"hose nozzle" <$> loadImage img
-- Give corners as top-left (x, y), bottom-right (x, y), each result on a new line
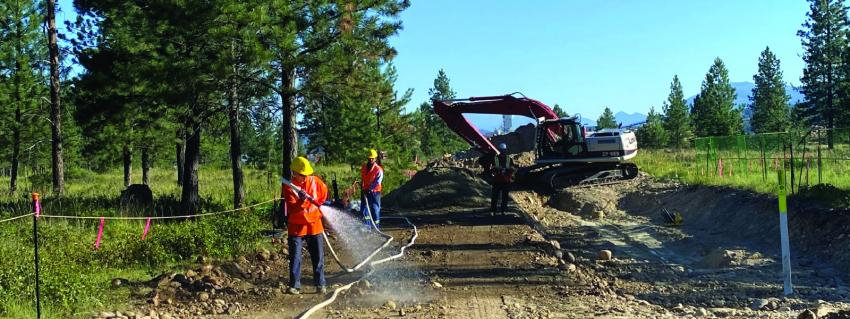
top-left (280, 177), bottom-right (324, 207)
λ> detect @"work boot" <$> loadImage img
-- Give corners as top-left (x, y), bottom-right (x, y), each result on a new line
top-left (318, 286), bottom-right (327, 294)
top-left (288, 287), bottom-right (300, 295)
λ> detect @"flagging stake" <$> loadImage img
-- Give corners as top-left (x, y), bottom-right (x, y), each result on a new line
top-left (31, 192), bottom-right (42, 319)
top-left (280, 178), bottom-right (324, 208)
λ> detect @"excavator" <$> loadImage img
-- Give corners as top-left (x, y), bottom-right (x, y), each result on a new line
top-left (433, 93), bottom-right (639, 190)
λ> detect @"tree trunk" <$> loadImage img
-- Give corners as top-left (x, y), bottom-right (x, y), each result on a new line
top-left (10, 95), bottom-right (21, 195)
top-left (176, 129), bottom-right (185, 185)
top-left (280, 64), bottom-right (298, 180)
top-left (9, 6), bottom-right (22, 195)
top-left (46, 0), bottom-right (64, 195)
top-left (142, 147), bottom-right (151, 185)
top-left (123, 144), bottom-right (132, 187)
top-left (228, 75), bottom-right (245, 209)
top-left (181, 123), bottom-right (201, 214)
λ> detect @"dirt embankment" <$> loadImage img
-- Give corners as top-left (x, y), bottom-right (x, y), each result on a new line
top-left (512, 175), bottom-right (850, 318)
top-left (384, 167), bottom-right (491, 209)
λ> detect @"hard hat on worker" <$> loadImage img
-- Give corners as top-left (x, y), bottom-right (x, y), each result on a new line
top-left (368, 148), bottom-right (378, 159)
top-left (498, 143), bottom-right (508, 151)
top-left (290, 156), bottom-right (314, 176)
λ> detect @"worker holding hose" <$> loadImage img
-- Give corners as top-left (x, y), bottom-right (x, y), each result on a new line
top-left (282, 156), bottom-right (328, 295)
top-left (360, 148), bottom-right (384, 228)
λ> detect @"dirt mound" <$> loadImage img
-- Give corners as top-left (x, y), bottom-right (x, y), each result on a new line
top-left (697, 248), bottom-right (772, 268)
top-left (490, 124), bottom-right (536, 154)
top-left (549, 187), bottom-right (625, 218)
top-left (384, 167), bottom-right (490, 209)
top-left (513, 151), bottom-right (536, 167)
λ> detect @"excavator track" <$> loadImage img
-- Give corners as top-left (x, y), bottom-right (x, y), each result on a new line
top-left (524, 162), bottom-right (639, 191)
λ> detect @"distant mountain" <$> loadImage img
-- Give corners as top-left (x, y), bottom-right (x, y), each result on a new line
top-left (686, 82), bottom-right (805, 106)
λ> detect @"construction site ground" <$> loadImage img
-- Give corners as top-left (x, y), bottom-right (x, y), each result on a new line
top-left (113, 168), bottom-right (850, 319)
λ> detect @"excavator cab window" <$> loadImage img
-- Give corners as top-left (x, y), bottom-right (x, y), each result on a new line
top-left (539, 120), bottom-right (585, 158)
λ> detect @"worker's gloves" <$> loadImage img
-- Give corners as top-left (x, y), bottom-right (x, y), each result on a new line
top-left (297, 190), bottom-right (309, 201)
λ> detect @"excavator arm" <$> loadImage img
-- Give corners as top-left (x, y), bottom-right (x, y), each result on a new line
top-left (433, 93), bottom-right (560, 155)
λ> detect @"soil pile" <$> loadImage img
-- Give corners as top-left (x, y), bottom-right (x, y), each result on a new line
top-left (384, 167), bottom-right (490, 209)
top-left (489, 124), bottom-right (536, 154)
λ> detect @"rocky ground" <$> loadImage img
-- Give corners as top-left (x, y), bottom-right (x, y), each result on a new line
top-left (94, 167), bottom-right (850, 319)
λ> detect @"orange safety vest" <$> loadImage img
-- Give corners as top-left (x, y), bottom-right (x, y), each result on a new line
top-left (361, 163), bottom-right (383, 193)
top-left (282, 175), bottom-right (328, 236)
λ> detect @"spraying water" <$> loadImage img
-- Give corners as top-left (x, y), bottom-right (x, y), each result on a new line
top-left (320, 205), bottom-right (387, 263)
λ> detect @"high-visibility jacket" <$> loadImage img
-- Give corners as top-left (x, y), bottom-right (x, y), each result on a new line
top-left (282, 175), bottom-right (328, 236)
top-left (361, 163), bottom-right (383, 193)
top-left (493, 155), bottom-right (514, 183)
top-left (494, 155), bottom-right (512, 170)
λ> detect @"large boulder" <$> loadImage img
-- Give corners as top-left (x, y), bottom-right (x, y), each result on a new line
top-left (120, 184), bottom-right (153, 209)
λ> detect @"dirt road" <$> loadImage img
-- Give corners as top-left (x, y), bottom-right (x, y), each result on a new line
top-left (113, 168), bottom-right (850, 319)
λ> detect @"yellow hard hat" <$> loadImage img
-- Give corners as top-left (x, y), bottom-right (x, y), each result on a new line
top-left (290, 156), bottom-right (314, 176)
top-left (368, 148), bottom-right (378, 159)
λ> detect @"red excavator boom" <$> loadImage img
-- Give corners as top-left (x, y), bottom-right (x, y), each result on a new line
top-left (433, 93), bottom-right (559, 155)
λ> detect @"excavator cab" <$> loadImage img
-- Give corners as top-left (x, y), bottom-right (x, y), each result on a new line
top-left (537, 118), bottom-right (586, 160)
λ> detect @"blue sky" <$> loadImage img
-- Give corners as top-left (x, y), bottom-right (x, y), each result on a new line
top-left (389, 1), bottom-right (809, 119)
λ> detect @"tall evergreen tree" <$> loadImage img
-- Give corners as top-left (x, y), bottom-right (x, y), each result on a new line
top-left (662, 75), bottom-right (692, 148)
top-left (636, 107), bottom-right (668, 148)
top-left (0, 0), bottom-right (46, 194)
top-left (798, 0), bottom-right (849, 147)
top-left (256, 0), bottom-right (409, 180)
top-left (552, 104), bottom-right (567, 118)
top-left (416, 69), bottom-right (467, 157)
top-left (691, 58), bottom-right (742, 136)
top-left (750, 47), bottom-right (790, 133)
top-left (596, 107), bottom-right (617, 129)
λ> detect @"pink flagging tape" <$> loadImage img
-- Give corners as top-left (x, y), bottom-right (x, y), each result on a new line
top-left (35, 200), bottom-right (41, 218)
top-left (95, 217), bottom-right (105, 249)
top-left (141, 218), bottom-right (151, 240)
top-left (718, 158), bottom-right (724, 177)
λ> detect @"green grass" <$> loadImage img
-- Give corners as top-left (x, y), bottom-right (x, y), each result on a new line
top-left (0, 163), bottom-right (411, 318)
top-left (635, 148), bottom-right (850, 196)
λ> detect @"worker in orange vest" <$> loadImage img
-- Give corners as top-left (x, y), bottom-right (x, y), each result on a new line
top-left (360, 149), bottom-right (383, 228)
top-left (281, 156), bottom-right (328, 295)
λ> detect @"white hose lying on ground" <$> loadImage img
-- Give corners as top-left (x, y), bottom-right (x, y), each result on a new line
top-left (296, 195), bottom-right (418, 319)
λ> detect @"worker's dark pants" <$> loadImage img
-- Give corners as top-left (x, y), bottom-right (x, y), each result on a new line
top-left (361, 191), bottom-right (381, 228)
top-left (288, 234), bottom-right (326, 289)
top-left (491, 183), bottom-right (511, 213)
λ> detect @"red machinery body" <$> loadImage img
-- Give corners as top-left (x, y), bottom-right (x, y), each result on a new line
top-left (432, 93), bottom-right (639, 189)
top-left (433, 94), bottom-right (559, 156)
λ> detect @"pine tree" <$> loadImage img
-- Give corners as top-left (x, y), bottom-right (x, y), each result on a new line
top-left (662, 75), bottom-right (692, 148)
top-left (415, 69), bottom-right (468, 158)
top-left (0, 0), bottom-right (47, 195)
top-left (596, 107), bottom-right (617, 129)
top-left (691, 58), bottom-right (742, 136)
top-left (552, 104), bottom-right (567, 118)
top-left (636, 107), bottom-right (668, 148)
top-left (257, 0), bottom-right (409, 180)
top-left (750, 47), bottom-right (791, 133)
top-left (798, 0), bottom-right (848, 148)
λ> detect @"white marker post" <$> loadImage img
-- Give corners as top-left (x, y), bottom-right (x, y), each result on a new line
top-left (778, 169), bottom-right (793, 295)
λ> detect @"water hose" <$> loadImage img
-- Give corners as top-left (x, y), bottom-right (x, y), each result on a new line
top-left (281, 178), bottom-right (393, 272)
top-left (296, 215), bottom-right (419, 319)
top-left (322, 190), bottom-right (393, 272)
top-left (283, 178), bottom-right (420, 318)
